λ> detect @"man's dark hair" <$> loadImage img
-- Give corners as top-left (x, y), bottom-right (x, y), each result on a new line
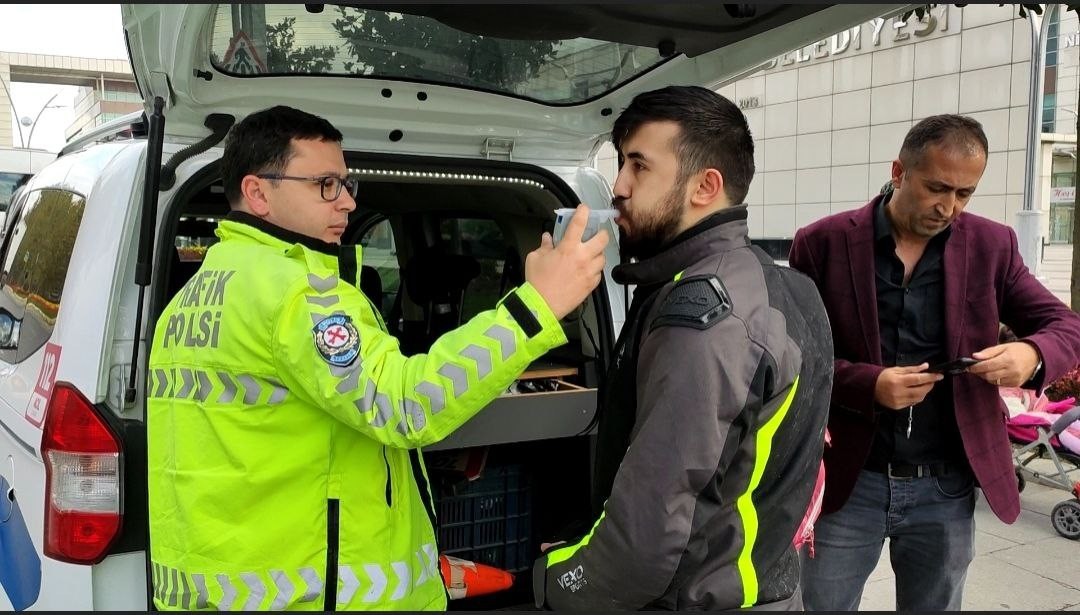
top-left (899, 114), bottom-right (988, 169)
top-left (220, 105), bottom-right (343, 207)
top-left (612, 85), bottom-right (754, 205)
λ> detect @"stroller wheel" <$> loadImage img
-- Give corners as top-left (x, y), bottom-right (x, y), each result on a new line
top-left (1051, 500), bottom-right (1080, 540)
top-left (1016, 470), bottom-right (1026, 494)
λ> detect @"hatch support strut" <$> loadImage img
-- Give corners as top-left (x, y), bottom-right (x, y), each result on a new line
top-left (125, 97), bottom-right (166, 407)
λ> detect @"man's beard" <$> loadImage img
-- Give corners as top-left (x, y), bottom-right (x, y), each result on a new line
top-left (617, 183), bottom-right (686, 261)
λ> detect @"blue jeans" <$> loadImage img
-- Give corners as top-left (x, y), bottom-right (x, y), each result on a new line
top-left (800, 468), bottom-right (976, 611)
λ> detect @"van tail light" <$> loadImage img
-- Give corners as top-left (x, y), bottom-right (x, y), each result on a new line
top-left (40, 382), bottom-right (123, 565)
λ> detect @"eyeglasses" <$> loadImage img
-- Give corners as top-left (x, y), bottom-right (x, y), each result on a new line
top-left (256, 174), bottom-right (359, 201)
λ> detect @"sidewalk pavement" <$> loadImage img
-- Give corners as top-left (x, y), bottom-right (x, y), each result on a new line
top-left (859, 460), bottom-right (1080, 611)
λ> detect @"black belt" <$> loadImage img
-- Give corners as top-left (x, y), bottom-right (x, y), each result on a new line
top-left (865, 460), bottom-right (967, 479)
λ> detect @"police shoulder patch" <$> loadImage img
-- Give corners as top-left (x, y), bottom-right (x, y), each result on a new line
top-left (650, 275), bottom-right (733, 331)
top-left (312, 314), bottom-right (361, 367)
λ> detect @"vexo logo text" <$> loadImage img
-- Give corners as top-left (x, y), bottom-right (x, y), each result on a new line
top-left (556, 565), bottom-right (587, 592)
top-left (674, 294), bottom-right (710, 306)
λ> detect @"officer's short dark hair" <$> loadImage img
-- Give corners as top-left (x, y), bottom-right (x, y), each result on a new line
top-left (612, 85), bottom-right (755, 206)
top-left (221, 105), bottom-right (343, 207)
top-left (899, 114), bottom-right (988, 170)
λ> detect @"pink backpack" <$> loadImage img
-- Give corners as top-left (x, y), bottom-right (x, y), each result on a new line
top-left (794, 429), bottom-right (829, 557)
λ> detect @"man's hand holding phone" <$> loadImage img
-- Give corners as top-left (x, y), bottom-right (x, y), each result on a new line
top-left (873, 363), bottom-right (945, 410)
top-left (927, 357), bottom-right (981, 375)
top-left (968, 341), bottom-right (1042, 387)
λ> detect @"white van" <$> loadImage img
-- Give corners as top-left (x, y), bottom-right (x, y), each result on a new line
top-left (0, 4), bottom-right (908, 610)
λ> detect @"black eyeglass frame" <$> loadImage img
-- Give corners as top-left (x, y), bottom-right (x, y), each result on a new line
top-left (256, 173), bottom-right (359, 201)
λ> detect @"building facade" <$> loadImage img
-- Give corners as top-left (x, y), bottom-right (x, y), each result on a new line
top-left (64, 77), bottom-right (141, 142)
top-left (1045, 5), bottom-right (1079, 247)
top-left (0, 51), bottom-right (140, 149)
top-left (594, 4), bottom-right (1076, 304)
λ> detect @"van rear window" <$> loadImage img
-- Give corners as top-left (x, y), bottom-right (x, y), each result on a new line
top-left (209, 4), bottom-right (665, 104)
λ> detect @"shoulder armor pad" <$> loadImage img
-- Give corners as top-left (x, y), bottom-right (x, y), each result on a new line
top-left (651, 274), bottom-right (733, 331)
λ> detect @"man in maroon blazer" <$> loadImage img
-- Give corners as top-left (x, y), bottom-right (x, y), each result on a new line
top-left (789, 114), bottom-right (1080, 611)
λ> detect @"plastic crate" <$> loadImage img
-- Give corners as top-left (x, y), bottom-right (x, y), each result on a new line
top-left (434, 464), bottom-right (532, 573)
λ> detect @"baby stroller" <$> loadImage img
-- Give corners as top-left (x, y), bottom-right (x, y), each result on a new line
top-left (1003, 389), bottom-right (1080, 540)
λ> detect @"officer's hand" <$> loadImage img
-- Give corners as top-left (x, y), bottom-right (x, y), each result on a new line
top-left (873, 364), bottom-right (943, 410)
top-left (969, 342), bottom-right (1041, 387)
top-left (526, 205), bottom-right (609, 319)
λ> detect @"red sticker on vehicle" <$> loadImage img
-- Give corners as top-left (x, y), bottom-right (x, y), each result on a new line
top-left (25, 343), bottom-right (61, 427)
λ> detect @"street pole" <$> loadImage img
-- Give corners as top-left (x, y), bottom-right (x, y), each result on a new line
top-left (0, 70), bottom-right (26, 148)
top-left (1020, 4), bottom-right (1057, 279)
top-left (24, 93), bottom-right (59, 150)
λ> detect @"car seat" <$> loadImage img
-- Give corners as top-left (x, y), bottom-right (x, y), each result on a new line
top-left (359, 265), bottom-right (384, 315)
top-left (399, 247), bottom-right (480, 353)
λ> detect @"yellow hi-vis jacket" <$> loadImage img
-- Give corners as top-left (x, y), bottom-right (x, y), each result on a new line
top-left (147, 213), bottom-right (567, 611)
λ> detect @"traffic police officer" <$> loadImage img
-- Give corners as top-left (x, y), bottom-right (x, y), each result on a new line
top-left (147, 105), bottom-right (607, 611)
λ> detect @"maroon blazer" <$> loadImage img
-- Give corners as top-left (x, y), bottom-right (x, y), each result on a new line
top-left (790, 197), bottom-right (1080, 523)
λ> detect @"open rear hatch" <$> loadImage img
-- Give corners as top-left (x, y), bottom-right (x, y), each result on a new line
top-left (123, 3), bottom-right (912, 166)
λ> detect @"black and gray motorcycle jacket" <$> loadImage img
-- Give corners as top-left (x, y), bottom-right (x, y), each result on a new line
top-left (533, 206), bottom-right (833, 610)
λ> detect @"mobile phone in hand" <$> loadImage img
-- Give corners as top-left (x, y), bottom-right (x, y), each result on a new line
top-left (927, 357), bottom-right (980, 375)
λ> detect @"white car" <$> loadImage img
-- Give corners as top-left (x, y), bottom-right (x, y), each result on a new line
top-left (0, 3), bottom-right (909, 610)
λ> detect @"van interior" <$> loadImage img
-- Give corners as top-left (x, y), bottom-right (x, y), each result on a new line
top-left (153, 155), bottom-right (613, 609)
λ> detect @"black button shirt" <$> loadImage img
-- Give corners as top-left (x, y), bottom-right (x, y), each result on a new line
top-left (866, 195), bottom-right (965, 466)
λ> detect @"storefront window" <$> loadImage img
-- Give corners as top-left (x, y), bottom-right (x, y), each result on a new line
top-left (1050, 171), bottom-right (1075, 243)
top-left (1050, 203), bottom-right (1074, 243)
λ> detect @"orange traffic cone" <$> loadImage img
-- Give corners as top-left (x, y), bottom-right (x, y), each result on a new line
top-left (439, 554), bottom-right (514, 599)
